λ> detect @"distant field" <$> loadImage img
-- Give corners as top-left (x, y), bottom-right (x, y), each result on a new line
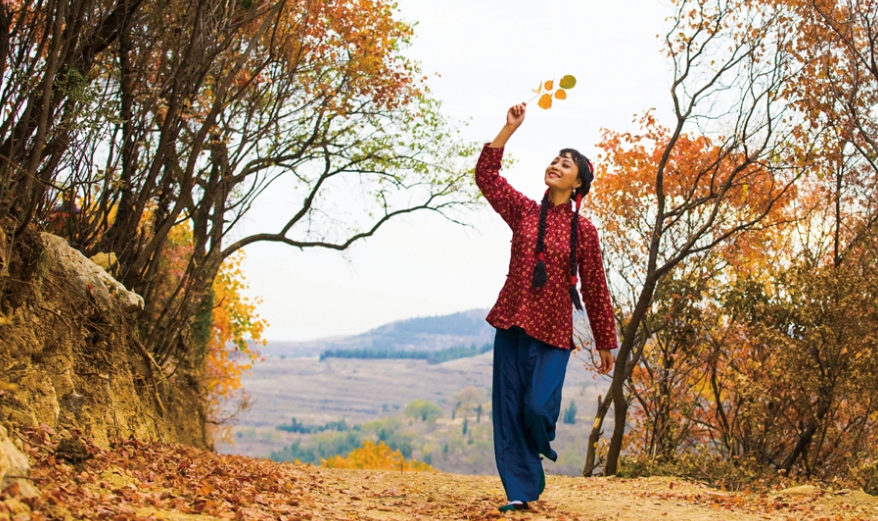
top-left (218, 349), bottom-right (611, 476)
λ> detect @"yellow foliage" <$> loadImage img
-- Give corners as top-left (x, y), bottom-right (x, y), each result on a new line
top-left (321, 441), bottom-right (433, 472)
top-left (146, 218), bottom-right (267, 445)
top-left (205, 251), bottom-right (268, 443)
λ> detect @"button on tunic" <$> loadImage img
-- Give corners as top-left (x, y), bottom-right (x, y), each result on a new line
top-left (475, 144), bottom-right (618, 351)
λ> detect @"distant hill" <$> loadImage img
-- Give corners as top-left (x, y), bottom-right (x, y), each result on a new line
top-left (257, 309), bottom-right (493, 358)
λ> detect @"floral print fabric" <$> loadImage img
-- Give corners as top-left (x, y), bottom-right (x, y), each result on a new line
top-left (476, 144), bottom-right (618, 351)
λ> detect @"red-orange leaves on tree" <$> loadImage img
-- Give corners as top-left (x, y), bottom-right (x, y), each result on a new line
top-left (591, 114), bottom-right (794, 279)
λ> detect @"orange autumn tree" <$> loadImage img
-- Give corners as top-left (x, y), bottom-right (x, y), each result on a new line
top-left (204, 251), bottom-right (267, 444)
top-left (2, 0), bottom-right (477, 377)
top-left (322, 441), bottom-right (433, 472)
top-left (706, 245), bottom-right (878, 479)
top-left (579, 0), bottom-right (816, 476)
top-left (0, 3), bottom-right (473, 456)
top-left (616, 0), bottom-right (878, 481)
top-left (601, 15), bottom-right (878, 476)
top-left (583, 117), bottom-right (801, 476)
top-left (622, 177), bottom-right (878, 482)
top-left (149, 221), bottom-right (266, 443)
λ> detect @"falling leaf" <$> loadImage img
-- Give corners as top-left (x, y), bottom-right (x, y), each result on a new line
top-left (559, 74), bottom-right (577, 89)
top-left (544, 80), bottom-right (554, 91)
top-left (538, 93), bottom-right (553, 109)
top-left (532, 81), bottom-right (543, 94)
top-left (555, 89), bottom-right (567, 100)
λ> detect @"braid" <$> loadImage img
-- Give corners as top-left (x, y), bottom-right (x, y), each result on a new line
top-left (558, 148), bottom-right (593, 311)
top-left (532, 191), bottom-right (550, 288)
top-left (569, 192), bottom-right (584, 311)
top-left (533, 149), bottom-right (595, 304)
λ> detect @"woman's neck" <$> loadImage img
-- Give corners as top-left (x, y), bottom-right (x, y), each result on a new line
top-left (548, 188), bottom-right (573, 207)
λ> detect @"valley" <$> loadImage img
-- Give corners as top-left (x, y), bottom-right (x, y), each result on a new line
top-left (217, 348), bottom-right (611, 477)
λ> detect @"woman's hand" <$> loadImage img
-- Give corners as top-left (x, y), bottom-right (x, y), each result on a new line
top-left (506, 102), bottom-right (526, 129)
top-left (490, 102), bottom-right (527, 149)
top-left (597, 349), bottom-right (614, 375)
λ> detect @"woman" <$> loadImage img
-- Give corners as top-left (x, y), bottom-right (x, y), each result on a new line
top-left (477, 102), bottom-right (617, 512)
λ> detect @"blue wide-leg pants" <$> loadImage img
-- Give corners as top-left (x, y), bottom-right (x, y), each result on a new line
top-left (492, 326), bottom-right (571, 502)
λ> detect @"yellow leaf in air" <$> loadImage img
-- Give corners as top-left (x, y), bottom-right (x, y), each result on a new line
top-left (555, 89), bottom-right (567, 100)
top-left (537, 93), bottom-right (553, 109)
top-left (544, 80), bottom-right (554, 91)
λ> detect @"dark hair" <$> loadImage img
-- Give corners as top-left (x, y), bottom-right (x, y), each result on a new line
top-left (531, 149), bottom-right (595, 312)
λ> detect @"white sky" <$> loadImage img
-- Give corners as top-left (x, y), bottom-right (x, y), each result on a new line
top-left (238, 0), bottom-right (676, 341)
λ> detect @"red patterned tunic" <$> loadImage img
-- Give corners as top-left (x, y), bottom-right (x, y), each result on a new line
top-left (476, 144), bottom-right (618, 351)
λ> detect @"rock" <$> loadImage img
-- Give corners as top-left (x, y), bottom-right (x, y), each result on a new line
top-left (779, 484), bottom-right (819, 495)
top-left (55, 437), bottom-right (92, 471)
top-left (41, 234), bottom-right (143, 314)
top-left (60, 392), bottom-right (85, 418)
top-left (859, 463), bottom-right (878, 496)
top-left (0, 425), bottom-right (37, 497)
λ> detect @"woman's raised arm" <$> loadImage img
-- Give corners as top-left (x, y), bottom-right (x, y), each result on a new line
top-left (475, 102), bottom-right (534, 229)
top-left (490, 102), bottom-right (527, 148)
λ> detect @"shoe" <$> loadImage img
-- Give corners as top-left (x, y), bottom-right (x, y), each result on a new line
top-left (498, 501), bottom-right (529, 512)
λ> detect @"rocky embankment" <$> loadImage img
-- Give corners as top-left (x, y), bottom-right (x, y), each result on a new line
top-left (0, 231), bottom-right (204, 497)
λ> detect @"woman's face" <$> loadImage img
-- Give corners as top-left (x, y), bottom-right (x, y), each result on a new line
top-left (544, 152), bottom-right (581, 193)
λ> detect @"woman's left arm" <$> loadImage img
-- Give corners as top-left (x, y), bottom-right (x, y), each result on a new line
top-left (578, 219), bottom-right (619, 352)
top-left (578, 219), bottom-right (617, 374)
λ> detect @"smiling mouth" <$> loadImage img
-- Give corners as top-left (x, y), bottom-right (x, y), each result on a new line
top-left (547, 171), bottom-right (561, 179)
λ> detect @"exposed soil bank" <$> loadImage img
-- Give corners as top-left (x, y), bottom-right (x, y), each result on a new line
top-left (0, 231), bottom-right (206, 492)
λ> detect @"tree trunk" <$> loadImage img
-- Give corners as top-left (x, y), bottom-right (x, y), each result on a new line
top-left (603, 279), bottom-right (656, 475)
top-left (583, 390), bottom-right (613, 476)
top-left (780, 395), bottom-right (830, 471)
top-left (606, 386), bottom-right (629, 475)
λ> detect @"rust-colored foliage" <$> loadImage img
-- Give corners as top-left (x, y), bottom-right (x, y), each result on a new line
top-left (7, 426), bottom-right (875, 520)
top-left (596, 0), bottom-right (878, 481)
top-left (582, 0), bottom-right (849, 477)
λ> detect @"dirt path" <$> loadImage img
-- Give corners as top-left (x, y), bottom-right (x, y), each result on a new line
top-left (4, 434), bottom-right (878, 521)
top-left (307, 469), bottom-right (878, 521)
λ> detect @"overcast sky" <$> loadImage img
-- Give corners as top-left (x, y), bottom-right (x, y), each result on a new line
top-left (237, 0), bottom-right (677, 341)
